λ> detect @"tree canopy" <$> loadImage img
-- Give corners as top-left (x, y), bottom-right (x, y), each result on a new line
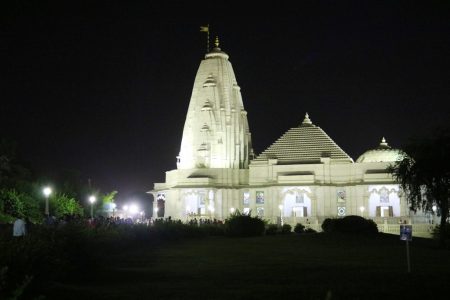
top-left (388, 129), bottom-right (450, 246)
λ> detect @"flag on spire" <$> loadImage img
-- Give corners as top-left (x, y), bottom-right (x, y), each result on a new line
top-left (200, 24), bottom-right (210, 53)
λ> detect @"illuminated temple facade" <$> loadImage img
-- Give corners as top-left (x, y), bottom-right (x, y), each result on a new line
top-left (151, 44), bottom-right (431, 233)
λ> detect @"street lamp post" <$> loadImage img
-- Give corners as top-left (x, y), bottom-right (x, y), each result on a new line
top-left (432, 205), bottom-right (437, 224)
top-left (89, 196), bottom-right (96, 219)
top-left (123, 205), bottom-right (129, 219)
top-left (43, 187), bottom-right (52, 217)
top-left (278, 204), bottom-right (284, 226)
top-left (111, 203), bottom-right (116, 218)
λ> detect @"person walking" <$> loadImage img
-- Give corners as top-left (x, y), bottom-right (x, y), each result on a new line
top-left (13, 216), bottom-right (26, 237)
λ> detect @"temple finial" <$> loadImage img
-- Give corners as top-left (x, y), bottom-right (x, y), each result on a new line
top-left (378, 136), bottom-right (390, 149)
top-left (215, 36), bottom-right (220, 48)
top-left (302, 112), bottom-right (312, 125)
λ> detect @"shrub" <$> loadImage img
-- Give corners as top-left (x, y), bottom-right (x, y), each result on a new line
top-left (0, 189), bottom-right (43, 223)
top-left (200, 223), bottom-right (225, 236)
top-left (151, 219), bottom-right (206, 240)
top-left (265, 224), bottom-right (279, 235)
top-left (281, 224), bottom-right (292, 234)
top-left (0, 226), bottom-right (69, 298)
top-left (294, 223), bottom-right (305, 234)
top-left (224, 211), bottom-right (265, 237)
top-left (321, 218), bottom-right (335, 233)
top-left (321, 216), bottom-right (378, 234)
top-left (304, 228), bottom-right (317, 233)
top-left (51, 194), bottom-right (84, 219)
top-left (431, 223), bottom-right (450, 241)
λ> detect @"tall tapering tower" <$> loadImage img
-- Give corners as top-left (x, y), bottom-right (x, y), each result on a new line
top-left (177, 38), bottom-right (253, 169)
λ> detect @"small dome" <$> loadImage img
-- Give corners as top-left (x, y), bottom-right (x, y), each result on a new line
top-left (205, 36), bottom-right (229, 60)
top-left (356, 137), bottom-right (402, 163)
top-left (205, 47), bottom-right (229, 59)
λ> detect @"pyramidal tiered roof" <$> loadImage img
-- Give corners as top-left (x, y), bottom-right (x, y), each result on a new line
top-left (253, 113), bottom-right (354, 164)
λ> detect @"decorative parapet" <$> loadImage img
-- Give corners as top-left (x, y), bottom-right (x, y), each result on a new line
top-left (177, 177), bottom-right (215, 186)
top-left (277, 174), bottom-right (315, 184)
top-left (363, 172), bottom-right (394, 182)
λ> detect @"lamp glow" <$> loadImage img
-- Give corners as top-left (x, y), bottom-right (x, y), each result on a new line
top-left (43, 187), bottom-right (52, 197)
top-left (230, 207), bottom-right (235, 213)
top-left (278, 204), bottom-right (284, 226)
top-left (88, 195), bottom-right (96, 219)
top-left (129, 204), bottom-right (138, 214)
top-left (111, 203), bottom-right (116, 217)
top-left (43, 186), bottom-right (52, 216)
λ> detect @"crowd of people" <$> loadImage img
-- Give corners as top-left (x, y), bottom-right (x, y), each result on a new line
top-left (187, 218), bottom-right (223, 226)
top-left (10, 213), bottom-right (226, 237)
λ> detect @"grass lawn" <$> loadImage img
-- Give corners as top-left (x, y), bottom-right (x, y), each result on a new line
top-left (44, 233), bottom-right (450, 299)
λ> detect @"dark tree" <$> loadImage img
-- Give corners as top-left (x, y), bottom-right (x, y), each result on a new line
top-left (388, 130), bottom-right (450, 247)
top-left (0, 139), bottom-right (33, 190)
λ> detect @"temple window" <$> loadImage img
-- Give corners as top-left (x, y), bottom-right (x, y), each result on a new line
top-left (256, 191), bottom-right (264, 204)
top-left (256, 207), bottom-right (264, 217)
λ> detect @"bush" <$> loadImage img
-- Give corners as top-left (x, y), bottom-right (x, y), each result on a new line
top-left (0, 189), bottom-right (43, 223)
top-left (281, 224), bottom-right (292, 234)
top-left (321, 218), bottom-right (336, 233)
top-left (304, 228), bottom-right (317, 233)
top-left (0, 226), bottom-right (70, 298)
top-left (431, 223), bottom-right (450, 241)
top-left (151, 219), bottom-right (207, 240)
top-left (200, 223), bottom-right (225, 236)
top-left (321, 216), bottom-right (378, 234)
top-left (294, 223), bottom-right (305, 234)
top-left (224, 211), bottom-right (265, 237)
top-left (265, 224), bottom-right (278, 235)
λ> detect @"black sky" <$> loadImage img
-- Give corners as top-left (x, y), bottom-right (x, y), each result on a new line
top-left (2, 1), bottom-right (450, 201)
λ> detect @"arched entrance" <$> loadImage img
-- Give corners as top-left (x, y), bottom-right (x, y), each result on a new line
top-left (281, 187), bottom-right (312, 218)
top-left (157, 199), bottom-right (165, 218)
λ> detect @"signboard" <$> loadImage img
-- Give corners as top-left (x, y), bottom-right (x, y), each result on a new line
top-left (400, 225), bottom-right (412, 241)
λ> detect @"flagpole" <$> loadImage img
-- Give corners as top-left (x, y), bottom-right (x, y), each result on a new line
top-left (207, 25), bottom-right (210, 52)
top-left (200, 24), bottom-right (210, 53)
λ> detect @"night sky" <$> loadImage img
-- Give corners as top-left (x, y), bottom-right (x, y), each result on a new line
top-left (3, 1), bottom-right (449, 202)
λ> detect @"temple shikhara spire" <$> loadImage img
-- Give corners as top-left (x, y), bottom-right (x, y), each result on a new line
top-left (151, 32), bottom-right (433, 237)
top-left (177, 38), bottom-right (253, 169)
